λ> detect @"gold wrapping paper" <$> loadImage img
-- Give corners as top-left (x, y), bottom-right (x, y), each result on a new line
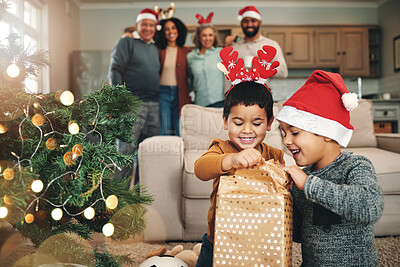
top-left (213, 159), bottom-right (293, 267)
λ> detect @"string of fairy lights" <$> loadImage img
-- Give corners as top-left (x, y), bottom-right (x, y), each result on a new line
top-left (0, 64), bottom-right (120, 237)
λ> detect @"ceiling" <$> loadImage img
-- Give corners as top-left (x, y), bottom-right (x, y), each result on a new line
top-left (79, 0), bottom-right (381, 3)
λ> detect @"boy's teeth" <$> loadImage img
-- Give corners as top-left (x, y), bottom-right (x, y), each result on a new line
top-left (292, 149), bottom-right (300, 154)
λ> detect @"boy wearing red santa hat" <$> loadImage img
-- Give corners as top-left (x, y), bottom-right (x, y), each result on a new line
top-left (276, 70), bottom-right (384, 266)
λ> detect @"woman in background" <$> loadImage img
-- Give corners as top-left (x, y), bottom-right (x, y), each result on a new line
top-left (156, 17), bottom-right (191, 136)
top-left (187, 15), bottom-right (225, 108)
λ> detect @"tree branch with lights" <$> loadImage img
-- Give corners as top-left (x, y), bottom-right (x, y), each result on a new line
top-left (0, 9), bottom-right (152, 266)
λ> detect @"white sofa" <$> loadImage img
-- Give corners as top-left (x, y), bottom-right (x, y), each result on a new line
top-left (139, 100), bottom-right (400, 241)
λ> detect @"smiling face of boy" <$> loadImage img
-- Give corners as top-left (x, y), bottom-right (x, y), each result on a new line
top-left (223, 104), bottom-right (273, 152)
top-left (280, 121), bottom-right (341, 171)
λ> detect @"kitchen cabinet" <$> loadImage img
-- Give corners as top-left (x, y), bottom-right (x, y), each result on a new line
top-left (315, 27), bottom-right (370, 76)
top-left (340, 27), bottom-right (370, 76)
top-left (314, 28), bottom-right (341, 67)
top-left (191, 24), bottom-right (379, 77)
top-left (264, 27), bottom-right (314, 68)
top-left (372, 100), bottom-right (400, 133)
top-left (264, 26), bottom-right (371, 76)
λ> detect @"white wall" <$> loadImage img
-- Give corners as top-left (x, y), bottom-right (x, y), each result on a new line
top-left (79, 1), bottom-right (378, 51)
top-left (78, 1), bottom-right (400, 100)
top-left (44, 0), bottom-right (80, 92)
top-left (378, 0), bottom-right (400, 97)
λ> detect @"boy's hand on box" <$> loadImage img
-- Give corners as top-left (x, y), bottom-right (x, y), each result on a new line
top-left (223, 148), bottom-right (263, 171)
top-left (284, 165), bottom-right (308, 190)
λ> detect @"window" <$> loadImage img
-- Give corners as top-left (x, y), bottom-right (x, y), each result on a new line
top-left (1, 0), bottom-right (48, 93)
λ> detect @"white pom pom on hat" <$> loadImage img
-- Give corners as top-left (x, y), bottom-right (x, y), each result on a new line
top-left (276, 70), bottom-right (358, 147)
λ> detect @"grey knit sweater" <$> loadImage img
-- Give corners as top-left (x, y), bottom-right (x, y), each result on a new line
top-left (108, 37), bottom-right (160, 102)
top-left (293, 151), bottom-right (384, 266)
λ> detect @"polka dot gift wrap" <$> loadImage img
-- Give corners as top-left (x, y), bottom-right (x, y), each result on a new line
top-left (213, 159), bottom-right (293, 267)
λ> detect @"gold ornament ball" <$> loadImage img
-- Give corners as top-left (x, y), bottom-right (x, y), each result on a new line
top-left (46, 138), bottom-right (57, 150)
top-left (0, 123), bottom-right (8, 134)
top-left (4, 194), bottom-right (12, 205)
top-left (32, 114), bottom-right (45, 127)
top-left (63, 151), bottom-right (76, 166)
top-left (106, 195), bottom-right (118, 210)
top-left (55, 90), bottom-right (63, 101)
top-left (25, 214), bottom-right (34, 224)
top-left (72, 144), bottom-right (83, 157)
top-left (3, 168), bottom-right (14, 180)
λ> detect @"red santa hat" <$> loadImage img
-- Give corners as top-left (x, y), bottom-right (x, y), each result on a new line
top-left (276, 70), bottom-right (358, 147)
top-left (238, 6), bottom-right (262, 21)
top-left (136, 8), bottom-right (161, 30)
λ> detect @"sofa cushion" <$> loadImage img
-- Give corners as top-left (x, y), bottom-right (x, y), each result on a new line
top-left (182, 197), bottom-right (210, 241)
top-left (183, 150), bottom-right (213, 198)
top-left (347, 100), bottom-right (377, 148)
top-left (342, 147), bottom-right (400, 194)
top-left (180, 104), bottom-right (285, 152)
top-left (181, 105), bottom-right (229, 152)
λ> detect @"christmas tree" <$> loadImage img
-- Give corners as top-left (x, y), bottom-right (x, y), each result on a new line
top-left (0, 1), bottom-right (152, 266)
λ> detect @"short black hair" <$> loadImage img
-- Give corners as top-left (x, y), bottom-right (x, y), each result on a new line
top-left (155, 17), bottom-right (187, 49)
top-left (223, 82), bottom-right (274, 121)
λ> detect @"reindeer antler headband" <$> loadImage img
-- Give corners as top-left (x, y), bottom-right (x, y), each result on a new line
top-left (155, 2), bottom-right (176, 20)
top-left (217, 45), bottom-right (280, 95)
top-left (196, 12), bottom-right (214, 24)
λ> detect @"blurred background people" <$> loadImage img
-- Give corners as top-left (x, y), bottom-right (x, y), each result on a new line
top-left (108, 8), bottom-right (160, 185)
top-left (233, 6), bottom-right (288, 80)
top-left (155, 17), bottom-right (191, 136)
top-left (187, 12), bottom-right (225, 108)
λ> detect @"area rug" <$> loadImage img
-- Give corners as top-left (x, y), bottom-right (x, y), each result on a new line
top-left (2, 235), bottom-right (399, 266)
top-left (93, 235), bottom-right (399, 266)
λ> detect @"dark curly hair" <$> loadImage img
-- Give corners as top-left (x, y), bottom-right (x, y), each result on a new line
top-left (155, 17), bottom-right (187, 49)
top-left (223, 82), bottom-right (274, 122)
top-left (192, 24), bottom-right (219, 49)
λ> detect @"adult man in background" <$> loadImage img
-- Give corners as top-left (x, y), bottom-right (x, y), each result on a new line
top-left (230, 6), bottom-right (288, 83)
top-left (108, 8), bottom-right (160, 185)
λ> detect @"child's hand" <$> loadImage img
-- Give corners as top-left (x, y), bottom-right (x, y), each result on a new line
top-left (223, 148), bottom-right (263, 171)
top-left (284, 165), bottom-right (308, 191)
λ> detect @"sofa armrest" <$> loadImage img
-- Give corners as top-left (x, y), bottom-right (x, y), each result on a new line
top-left (138, 136), bottom-right (184, 241)
top-left (375, 133), bottom-right (400, 154)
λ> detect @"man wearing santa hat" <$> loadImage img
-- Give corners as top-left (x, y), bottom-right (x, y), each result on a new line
top-left (230, 6), bottom-right (288, 84)
top-left (108, 8), bottom-right (161, 185)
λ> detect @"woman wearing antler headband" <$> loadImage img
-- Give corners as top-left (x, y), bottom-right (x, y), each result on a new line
top-left (187, 12), bottom-right (225, 108)
top-left (155, 17), bottom-right (191, 136)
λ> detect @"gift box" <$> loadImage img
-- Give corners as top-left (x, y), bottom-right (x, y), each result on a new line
top-left (213, 159), bottom-right (293, 267)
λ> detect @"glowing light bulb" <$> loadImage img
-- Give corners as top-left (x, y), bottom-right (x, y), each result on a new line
top-left (0, 123), bottom-right (8, 134)
top-left (68, 121), bottom-right (79, 135)
top-left (60, 91), bottom-right (74, 106)
top-left (105, 195), bottom-right (118, 209)
top-left (25, 213), bottom-right (34, 223)
top-left (83, 207), bottom-right (95, 220)
top-left (0, 207), bottom-right (8, 218)
top-left (31, 180), bottom-right (44, 193)
top-left (51, 208), bottom-right (63, 221)
top-left (6, 64), bottom-right (20, 78)
top-left (102, 223), bottom-right (114, 237)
